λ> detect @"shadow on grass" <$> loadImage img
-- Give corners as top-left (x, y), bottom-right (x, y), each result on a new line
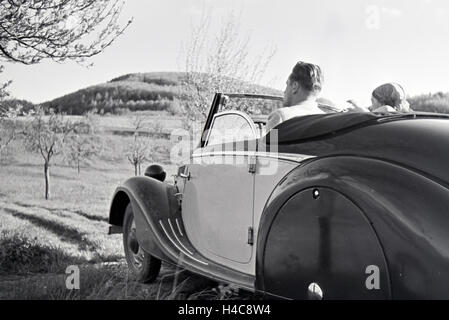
top-left (13, 201), bottom-right (109, 223)
top-left (4, 208), bottom-right (100, 252)
top-left (73, 210), bottom-right (109, 223)
top-left (0, 153), bottom-right (16, 166)
top-left (6, 162), bottom-right (79, 180)
top-left (4, 162), bottom-right (40, 168)
top-left (0, 234), bottom-right (89, 275)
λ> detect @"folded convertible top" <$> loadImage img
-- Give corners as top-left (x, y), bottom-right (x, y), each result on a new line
top-left (263, 112), bottom-right (449, 144)
top-left (264, 112), bottom-right (383, 144)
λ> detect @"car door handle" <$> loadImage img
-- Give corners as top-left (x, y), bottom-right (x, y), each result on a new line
top-left (248, 156), bottom-right (257, 174)
top-left (179, 172), bottom-right (191, 180)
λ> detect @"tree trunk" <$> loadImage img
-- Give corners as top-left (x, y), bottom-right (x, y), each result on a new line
top-left (77, 158), bottom-right (80, 174)
top-left (134, 163), bottom-right (138, 176)
top-left (44, 162), bottom-right (50, 200)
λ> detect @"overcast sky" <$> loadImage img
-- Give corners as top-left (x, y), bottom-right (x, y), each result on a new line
top-left (2, 0), bottom-right (449, 107)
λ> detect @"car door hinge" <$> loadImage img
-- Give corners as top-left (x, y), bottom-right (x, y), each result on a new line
top-left (247, 227), bottom-right (254, 246)
top-left (248, 156), bottom-right (257, 174)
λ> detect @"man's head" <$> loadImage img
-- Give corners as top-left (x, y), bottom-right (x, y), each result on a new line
top-left (283, 61), bottom-right (323, 107)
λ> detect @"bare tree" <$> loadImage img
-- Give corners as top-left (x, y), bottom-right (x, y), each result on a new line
top-left (182, 10), bottom-right (276, 125)
top-left (0, 66), bottom-right (11, 105)
top-left (0, 0), bottom-right (131, 65)
top-left (23, 108), bottom-right (74, 199)
top-left (0, 117), bottom-right (16, 157)
top-left (0, 0), bottom-right (131, 101)
top-left (0, 97), bottom-right (37, 158)
top-left (126, 115), bottom-right (151, 176)
top-left (64, 116), bottom-right (100, 173)
top-left (127, 136), bottom-right (151, 176)
top-left (83, 108), bottom-right (101, 134)
top-left (0, 88), bottom-right (21, 157)
top-left (65, 133), bottom-right (99, 173)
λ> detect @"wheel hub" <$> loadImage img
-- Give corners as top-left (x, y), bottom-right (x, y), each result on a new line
top-left (127, 218), bottom-right (144, 270)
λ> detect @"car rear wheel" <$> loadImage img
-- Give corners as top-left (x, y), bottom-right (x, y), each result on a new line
top-left (123, 203), bottom-right (161, 283)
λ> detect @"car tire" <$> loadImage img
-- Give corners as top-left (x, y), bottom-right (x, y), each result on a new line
top-left (123, 203), bottom-right (161, 283)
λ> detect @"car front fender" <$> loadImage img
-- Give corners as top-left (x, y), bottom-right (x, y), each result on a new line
top-left (108, 176), bottom-right (180, 262)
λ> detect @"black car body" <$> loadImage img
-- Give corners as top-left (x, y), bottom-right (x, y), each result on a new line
top-left (109, 93), bottom-right (449, 299)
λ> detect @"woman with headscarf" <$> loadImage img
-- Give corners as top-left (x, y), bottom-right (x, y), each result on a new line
top-left (370, 83), bottom-right (411, 113)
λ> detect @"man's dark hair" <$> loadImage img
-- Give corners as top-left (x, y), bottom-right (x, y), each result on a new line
top-left (289, 61), bottom-right (323, 94)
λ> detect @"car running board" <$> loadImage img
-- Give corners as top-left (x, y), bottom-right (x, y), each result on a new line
top-left (156, 215), bottom-right (255, 292)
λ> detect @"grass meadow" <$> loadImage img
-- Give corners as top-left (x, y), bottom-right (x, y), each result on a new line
top-left (0, 114), bottom-right (247, 300)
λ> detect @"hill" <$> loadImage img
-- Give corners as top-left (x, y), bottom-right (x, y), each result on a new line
top-left (36, 73), bottom-right (449, 115)
top-left (42, 72), bottom-right (185, 115)
top-left (42, 72), bottom-right (282, 115)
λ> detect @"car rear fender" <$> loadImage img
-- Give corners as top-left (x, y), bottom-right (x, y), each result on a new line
top-left (256, 155), bottom-right (449, 299)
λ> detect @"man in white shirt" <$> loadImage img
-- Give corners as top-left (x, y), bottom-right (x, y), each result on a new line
top-left (265, 61), bottom-right (325, 132)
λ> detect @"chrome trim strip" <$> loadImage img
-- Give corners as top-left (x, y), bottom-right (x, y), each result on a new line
top-left (168, 218), bottom-right (193, 255)
top-left (192, 151), bottom-right (254, 158)
top-left (159, 220), bottom-right (208, 265)
top-left (257, 152), bottom-right (315, 162)
top-left (192, 151), bottom-right (315, 163)
top-left (175, 218), bottom-right (184, 237)
top-left (223, 93), bottom-right (283, 101)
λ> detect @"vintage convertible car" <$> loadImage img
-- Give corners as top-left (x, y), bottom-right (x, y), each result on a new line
top-left (108, 93), bottom-right (449, 299)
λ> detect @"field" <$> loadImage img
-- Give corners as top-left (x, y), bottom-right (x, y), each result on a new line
top-left (0, 114), bottom-right (247, 300)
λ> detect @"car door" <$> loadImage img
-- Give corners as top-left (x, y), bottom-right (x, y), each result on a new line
top-left (181, 111), bottom-right (257, 271)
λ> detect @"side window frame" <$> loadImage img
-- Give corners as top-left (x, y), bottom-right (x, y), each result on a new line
top-left (204, 111), bottom-right (258, 147)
